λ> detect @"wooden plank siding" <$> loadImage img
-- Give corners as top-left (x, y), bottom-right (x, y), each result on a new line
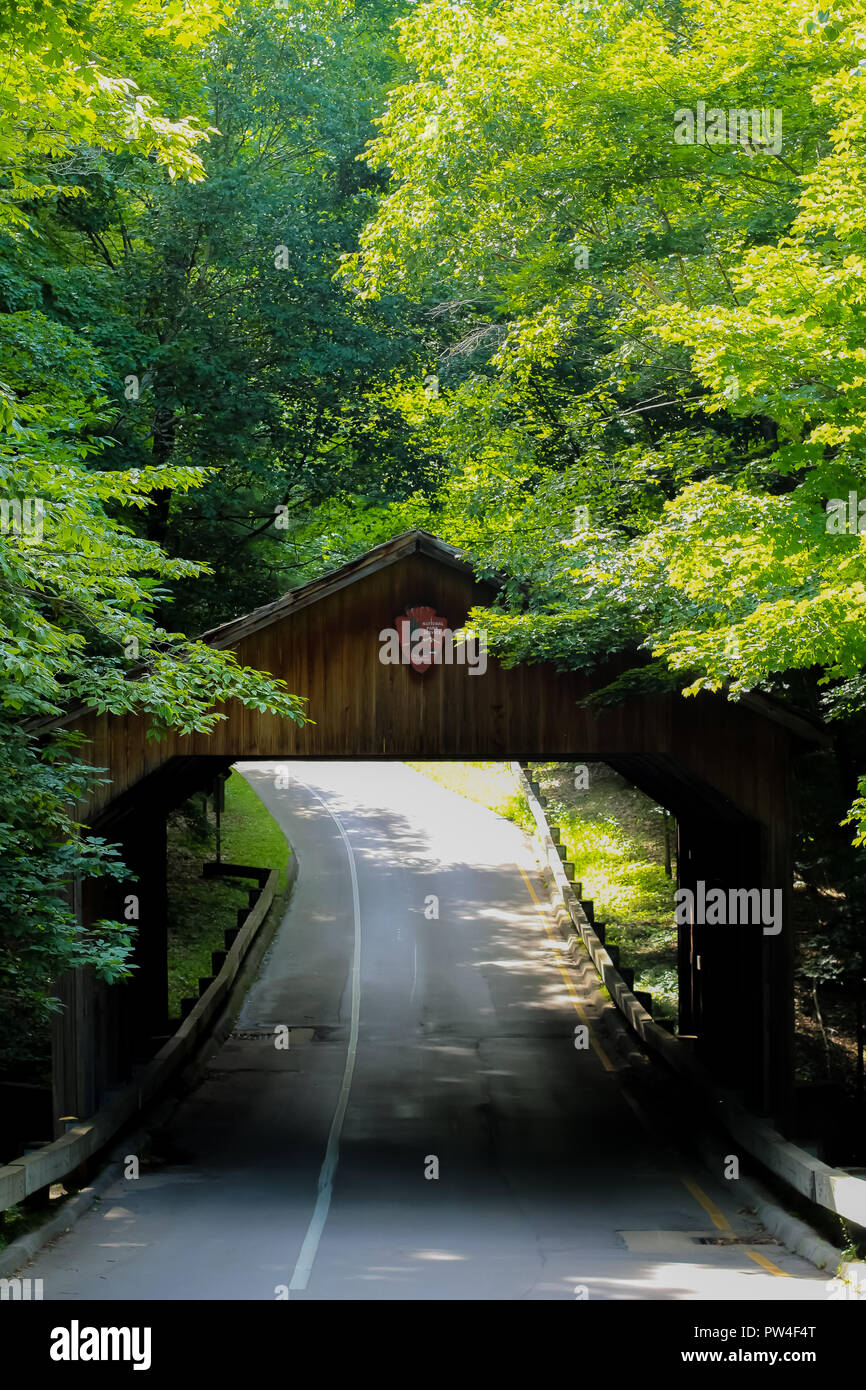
top-left (42, 538), bottom-right (805, 834)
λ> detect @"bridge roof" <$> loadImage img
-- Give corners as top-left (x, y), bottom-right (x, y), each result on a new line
top-left (26, 528), bottom-right (825, 754)
top-left (200, 529), bottom-right (481, 650)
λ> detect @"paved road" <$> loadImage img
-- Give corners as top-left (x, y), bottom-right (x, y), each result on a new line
top-left (22, 762), bottom-right (832, 1300)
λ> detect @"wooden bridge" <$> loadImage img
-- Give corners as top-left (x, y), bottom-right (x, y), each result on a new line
top-left (38, 530), bottom-right (825, 1126)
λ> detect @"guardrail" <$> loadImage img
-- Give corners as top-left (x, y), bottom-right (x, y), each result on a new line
top-left (0, 861), bottom-right (289, 1215)
top-left (514, 761), bottom-right (866, 1232)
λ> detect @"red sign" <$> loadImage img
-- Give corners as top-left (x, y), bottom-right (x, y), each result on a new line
top-left (395, 605), bottom-right (449, 674)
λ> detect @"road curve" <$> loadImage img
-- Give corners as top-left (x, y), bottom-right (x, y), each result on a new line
top-left (21, 762), bottom-right (830, 1300)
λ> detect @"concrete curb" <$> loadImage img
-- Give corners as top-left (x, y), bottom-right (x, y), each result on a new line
top-left (0, 1098), bottom-right (179, 1279)
top-left (741, 1176), bottom-right (842, 1274)
top-left (690, 1124), bottom-right (844, 1273)
top-left (0, 1161), bottom-right (116, 1280)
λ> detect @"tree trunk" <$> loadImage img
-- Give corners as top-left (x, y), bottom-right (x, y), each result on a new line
top-left (146, 402), bottom-right (176, 544)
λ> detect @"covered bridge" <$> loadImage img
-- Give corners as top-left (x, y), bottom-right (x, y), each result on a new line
top-left (37, 530), bottom-right (824, 1126)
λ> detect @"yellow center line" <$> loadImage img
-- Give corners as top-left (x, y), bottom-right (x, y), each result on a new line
top-left (682, 1177), bottom-right (732, 1231)
top-left (519, 866), bottom-right (615, 1072)
top-left (746, 1249), bottom-right (790, 1277)
top-left (518, 869), bottom-right (790, 1279)
top-left (685, 1180), bottom-right (789, 1276)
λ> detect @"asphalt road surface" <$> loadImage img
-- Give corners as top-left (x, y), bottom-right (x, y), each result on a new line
top-left (20, 762), bottom-right (833, 1300)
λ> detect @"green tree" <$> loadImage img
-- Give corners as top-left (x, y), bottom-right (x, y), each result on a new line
top-left (0, 0), bottom-right (308, 1055)
top-left (345, 0), bottom-right (866, 837)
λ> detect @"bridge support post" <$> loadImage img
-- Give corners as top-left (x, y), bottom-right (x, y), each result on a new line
top-left (119, 803), bottom-right (169, 1057)
top-left (762, 814), bottom-right (795, 1124)
top-left (51, 879), bottom-right (106, 1133)
top-left (51, 802), bottom-right (169, 1128)
top-left (677, 813), bottom-right (794, 1117)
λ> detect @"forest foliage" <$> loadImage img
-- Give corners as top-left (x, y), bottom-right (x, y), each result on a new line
top-left (3, 0), bottom-right (866, 1041)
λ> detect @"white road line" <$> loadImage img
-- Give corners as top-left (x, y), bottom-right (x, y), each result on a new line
top-left (289, 778), bottom-right (362, 1293)
top-left (410, 939), bottom-right (419, 1003)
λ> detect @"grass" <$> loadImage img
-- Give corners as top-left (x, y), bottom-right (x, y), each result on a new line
top-left (0, 1201), bottom-right (26, 1253)
top-left (166, 770), bottom-right (290, 1019)
top-left (531, 762), bottom-right (678, 1021)
top-left (0, 1192), bottom-right (79, 1256)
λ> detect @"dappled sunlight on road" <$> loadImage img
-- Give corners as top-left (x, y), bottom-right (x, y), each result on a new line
top-left (18, 761), bottom-right (833, 1303)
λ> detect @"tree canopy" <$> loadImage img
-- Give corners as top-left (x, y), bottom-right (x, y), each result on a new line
top-left (340, 0), bottom-right (866, 805)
